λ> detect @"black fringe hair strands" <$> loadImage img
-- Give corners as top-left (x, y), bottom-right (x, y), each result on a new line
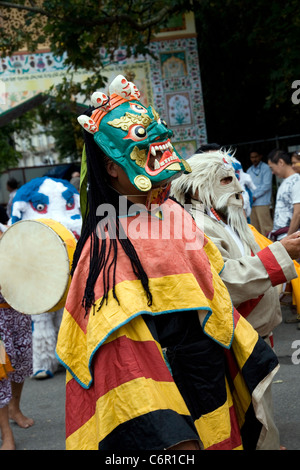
top-left (71, 108), bottom-right (152, 317)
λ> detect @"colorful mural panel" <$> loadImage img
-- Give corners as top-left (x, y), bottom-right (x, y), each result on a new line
top-left (0, 37), bottom-right (206, 158)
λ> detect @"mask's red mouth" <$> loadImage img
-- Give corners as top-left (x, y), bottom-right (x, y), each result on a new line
top-left (146, 139), bottom-right (181, 175)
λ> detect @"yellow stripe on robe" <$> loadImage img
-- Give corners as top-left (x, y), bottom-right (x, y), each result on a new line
top-left (59, 293), bottom-right (173, 388)
top-left (57, 271), bottom-right (234, 389)
top-left (65, 378), bottom-right (192, 450)
top-left (57, 201), bottom-right (235, 390)
top-left (195, 380), bottom-right (233, 449)
top-left (99, 379), bottom-right (191, 441)
top-left (230, 371), bottom-right (252, 429)
top-left (64, 314), bottom-right (197, 450)
top-left (231, 313), bottom-right (259, 370)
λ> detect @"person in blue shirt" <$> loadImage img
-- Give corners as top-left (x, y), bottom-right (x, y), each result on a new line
top-left (246, 150), bottom-right (273, 236)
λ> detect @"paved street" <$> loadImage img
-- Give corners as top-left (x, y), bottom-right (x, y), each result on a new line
top-left (272, 304), bottom-right (300, 450)
top-left (9, 305), bottom-right (300, 451)
top-left (11, 366), bottom-right (66, 450)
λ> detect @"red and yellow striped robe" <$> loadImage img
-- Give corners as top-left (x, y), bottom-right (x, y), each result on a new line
top-left (56, 200), bottom-right (279, 450)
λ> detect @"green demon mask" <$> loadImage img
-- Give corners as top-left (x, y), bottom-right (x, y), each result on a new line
top-left (77, 75), bottom-right (191, 195)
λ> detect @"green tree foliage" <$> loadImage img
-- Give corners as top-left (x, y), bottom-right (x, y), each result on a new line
top-left (0, 109), bottom-right (38, 171)
top-left (38, 97), bottom-right (84, 162)
top-left (0, 0), bottom-right (195, 168)
top-left (0, 124), bottom-right (22, 172)
top-left (0, 0), bottom-right (194, 99)
top-left (0, 0), bottom-right (299, 168)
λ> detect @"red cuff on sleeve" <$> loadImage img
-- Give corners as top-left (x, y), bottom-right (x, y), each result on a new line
top-left (257, 246), bottom-right (286, 286)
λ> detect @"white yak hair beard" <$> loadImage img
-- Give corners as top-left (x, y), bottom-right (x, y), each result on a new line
top-left (170, 149), bottom-right (258, 254)
top-left (215, 192), bottom-right (258, 254)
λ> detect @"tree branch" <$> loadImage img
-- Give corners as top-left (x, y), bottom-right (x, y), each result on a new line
top-left (82, 5), bottom-right (184, 31)
top-left (0, 1), bottom-right (49, 16)
top-left (0, 1), bottom-right (184, 31)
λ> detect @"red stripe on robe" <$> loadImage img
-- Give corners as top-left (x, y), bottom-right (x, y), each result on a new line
top-left (65, 335), bottom-right (173, 438)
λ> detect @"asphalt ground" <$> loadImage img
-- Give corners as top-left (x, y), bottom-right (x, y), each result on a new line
top-left (272, 304), bottom-right (300, 450)
top-left (6, 304), bottom-right (300, 452)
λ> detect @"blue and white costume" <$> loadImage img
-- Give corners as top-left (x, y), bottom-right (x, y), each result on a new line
top-left (10, 177), bottom-right (82, 378)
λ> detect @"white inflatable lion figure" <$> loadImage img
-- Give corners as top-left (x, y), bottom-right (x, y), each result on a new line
top-left (10, 176), bottom-right (82, 379)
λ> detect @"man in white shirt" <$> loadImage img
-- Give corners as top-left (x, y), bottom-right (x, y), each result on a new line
top-left (246, 150), bottom-right (273, 236)
top-left (268, 149), bottom-right (300, 241)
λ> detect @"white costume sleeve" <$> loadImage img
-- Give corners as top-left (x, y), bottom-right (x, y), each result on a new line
top-left (202, 215), bottom-right (296, 306)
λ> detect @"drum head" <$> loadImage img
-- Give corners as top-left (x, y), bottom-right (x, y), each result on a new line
top-left (0, 220), bottom-right (70, 314)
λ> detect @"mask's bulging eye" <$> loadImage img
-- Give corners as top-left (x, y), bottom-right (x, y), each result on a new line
top-left (66, 199), bottom-right (75, 210)
top-left (30, 202), bottom-right (48, 213)
top-left (124, 124), bottom-right (147, 141)
top-left (129, 103), bottom-right (147, 114)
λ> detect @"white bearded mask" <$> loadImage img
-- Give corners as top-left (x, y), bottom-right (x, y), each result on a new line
top-left (212, 158), bottom-right (243, 209)
top-left (170, 150), bottom-right (258, 254)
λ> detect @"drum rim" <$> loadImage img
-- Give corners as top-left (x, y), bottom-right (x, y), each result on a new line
top-left (0, 219), bottom-right (72, 314)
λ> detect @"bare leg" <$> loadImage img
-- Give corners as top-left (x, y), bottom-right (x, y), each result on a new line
top-left (0, 406), bottom-right (15, 450)
top-left (8, 382), bottom-right (34, 429)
